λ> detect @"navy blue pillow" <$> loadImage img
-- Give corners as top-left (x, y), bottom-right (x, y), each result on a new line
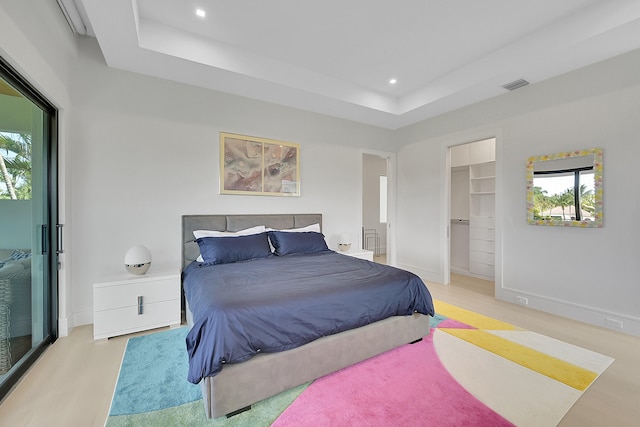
top-left (196, 233), bottom-right (272, 265)
top-left (268, 231), bottom-right (330, 256)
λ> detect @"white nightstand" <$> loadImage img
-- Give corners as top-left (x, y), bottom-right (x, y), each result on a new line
top-left (338, 248), bottom-right (374, 261)
top-left (93, 270), bottom-right (181, 340)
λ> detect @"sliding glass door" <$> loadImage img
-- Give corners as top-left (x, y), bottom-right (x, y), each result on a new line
top-left (0, 57), bottom-right (58, 399)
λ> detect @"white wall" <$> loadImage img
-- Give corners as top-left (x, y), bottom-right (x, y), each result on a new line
top-left (66, 37), bottom-right (394, 327)
top-left (396, 49), bottom-right (640, 336)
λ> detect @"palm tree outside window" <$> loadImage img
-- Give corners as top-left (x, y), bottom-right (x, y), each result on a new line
top-left (0, 132), bottom-right (31, 200)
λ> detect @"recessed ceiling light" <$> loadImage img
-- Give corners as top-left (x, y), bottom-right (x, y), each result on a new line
top-left (196, 9), bottom-right (206, 18)
top-left (389, 78), bottom-right (397, 85)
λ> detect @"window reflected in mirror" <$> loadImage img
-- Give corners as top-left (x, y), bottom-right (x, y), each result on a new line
top-left (527, 148), bottom-right (603, 227)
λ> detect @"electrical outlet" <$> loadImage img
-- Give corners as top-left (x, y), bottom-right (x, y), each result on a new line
top-left (515, 296), bottom-right (528, 305)
top-left (605, 318), bottom-right (623, 329)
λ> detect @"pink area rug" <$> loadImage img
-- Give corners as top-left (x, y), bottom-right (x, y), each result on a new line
top-left (272, 329), bottom-right (513, 427)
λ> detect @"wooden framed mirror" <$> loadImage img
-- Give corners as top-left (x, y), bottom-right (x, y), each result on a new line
top-left (527, 148), bottom-right (603, 228)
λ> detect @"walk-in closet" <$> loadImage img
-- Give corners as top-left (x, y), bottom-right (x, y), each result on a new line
top-left (450, 138), bottom-right (495, 281)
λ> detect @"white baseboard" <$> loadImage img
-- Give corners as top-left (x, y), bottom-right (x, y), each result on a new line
top-left (56, 309), bottom-right (92, 337)
top-left (57, 315), bottom-right (70, 337)
top-left (450, 266), bottom-right (468, 276)
top-left (72, 308), bottom-right (93, 329)
top-left (12, 313), bottom-right (92, 339)
top-left (496, 286), bottom-right (640, 337)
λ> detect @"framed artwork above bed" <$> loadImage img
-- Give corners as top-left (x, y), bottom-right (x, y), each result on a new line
top-left (220, 132), bottom-right (300, 196)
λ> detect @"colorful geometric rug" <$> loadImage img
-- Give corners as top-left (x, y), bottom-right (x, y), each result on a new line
top-left (106, 300), bottom-right (613, 426)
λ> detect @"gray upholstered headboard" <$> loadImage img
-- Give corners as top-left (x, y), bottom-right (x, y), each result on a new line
top-left (181, 214), bottom-right (322, 269)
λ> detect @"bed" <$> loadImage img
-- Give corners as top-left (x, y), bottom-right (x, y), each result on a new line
top-left (181, 214), bottom-right (434, 418)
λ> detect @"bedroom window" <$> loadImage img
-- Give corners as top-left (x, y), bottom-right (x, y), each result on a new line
top-left (379, 175), bottom-right (387, 223)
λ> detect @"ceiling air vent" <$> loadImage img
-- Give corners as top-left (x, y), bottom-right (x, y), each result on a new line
top-left (502, 79), bottom-right (529, 91)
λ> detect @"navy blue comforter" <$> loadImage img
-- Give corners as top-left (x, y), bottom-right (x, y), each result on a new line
top-left (183, 251), bottom-right (434, 384)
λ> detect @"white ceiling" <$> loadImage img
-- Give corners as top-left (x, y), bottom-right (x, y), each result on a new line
top-left (67, 0), bottom-right (640, 129)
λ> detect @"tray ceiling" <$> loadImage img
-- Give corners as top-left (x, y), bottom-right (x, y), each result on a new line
top-left (64, 0), bottom-right (640, 129)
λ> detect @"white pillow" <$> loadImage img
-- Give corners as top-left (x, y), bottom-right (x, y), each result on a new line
top-left (193, 225), bottom-right (266, 239)
top-left (193, 226), bottom-right (266, 261)
top-left (266, 223), bottom-right (321, 233)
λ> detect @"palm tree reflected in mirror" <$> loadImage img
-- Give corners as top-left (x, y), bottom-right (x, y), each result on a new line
top-left (527, 148), bottom-right (603, 228)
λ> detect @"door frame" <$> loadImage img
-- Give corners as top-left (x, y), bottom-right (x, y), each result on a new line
top-left (360, 149), bottom-right (396, 265)
top-left (442, 130), bottom-right (502, 288)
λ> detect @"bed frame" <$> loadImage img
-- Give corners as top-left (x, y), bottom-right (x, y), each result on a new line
top-left (182, 214), bottom-right (431, 419)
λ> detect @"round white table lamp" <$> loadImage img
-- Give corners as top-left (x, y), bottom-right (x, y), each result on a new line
top-left (124, 245), bottom-right (152, 275)
top-left (337, 233), bottom-right (351, 252)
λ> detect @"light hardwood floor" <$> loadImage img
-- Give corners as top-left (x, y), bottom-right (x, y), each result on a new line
top-left (0, 274), bottom-right (639, 426)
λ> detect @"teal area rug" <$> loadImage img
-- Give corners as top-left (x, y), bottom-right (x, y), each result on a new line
top-left (109, 328), bottom-right (200, 416)
top-left (106, 327), bottom-right (307, 426)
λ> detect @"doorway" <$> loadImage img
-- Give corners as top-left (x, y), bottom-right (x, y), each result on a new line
top-left (362, 153), bottom-right (390, 265)
top-left (448, 138), bottom-right (496, 295)
top-left (0, 57), bottom-right (58, 399)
